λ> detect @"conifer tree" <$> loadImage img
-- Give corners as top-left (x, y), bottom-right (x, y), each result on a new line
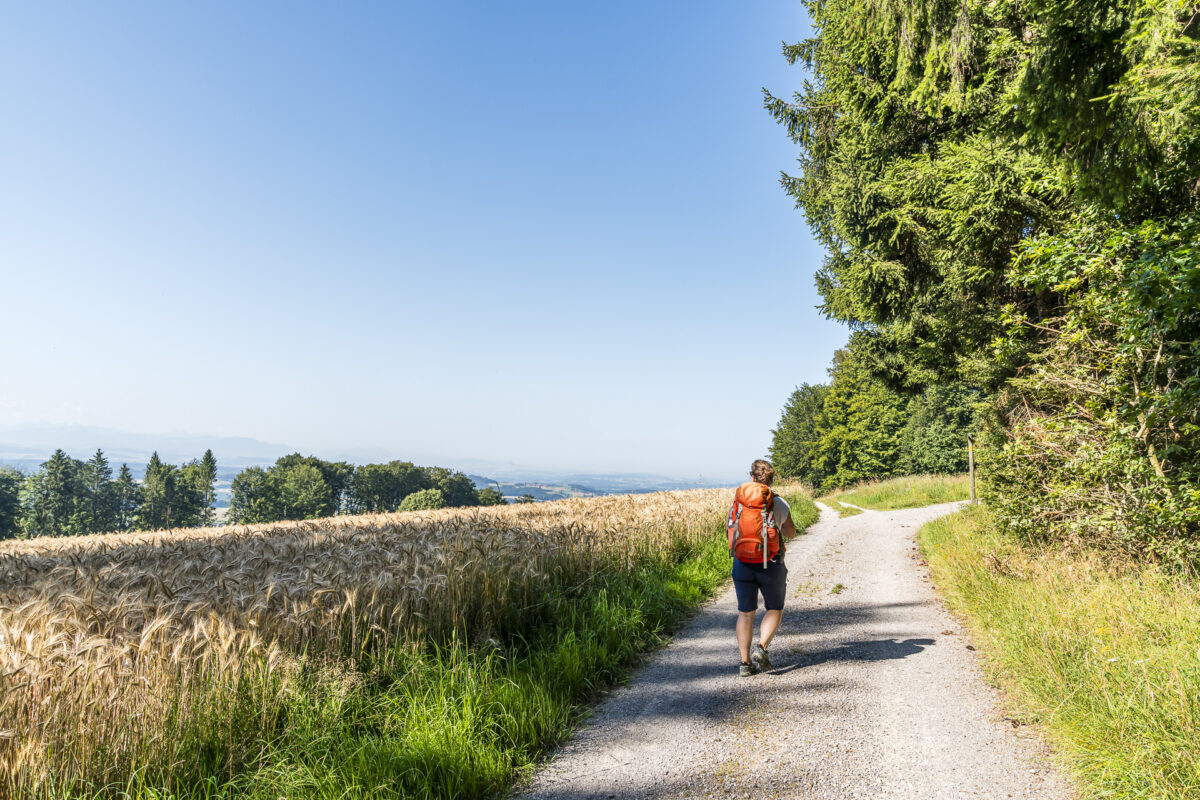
top-left (198, 449), bottom-right (218, 525)
top-left (113, 463), bottom-right (141, 531)
top-left (770, 383), bottom-right (830, 487)
top-left (0, 466), bottom-right (22, 540)
top-left (41, 449), bottom-right (83, 536)
top-left (138, 452), bottom-right (177, 531)
top-left (79, 449), bottom-right (116, 534)
top-left (812, 347), bottom-right (908, 492)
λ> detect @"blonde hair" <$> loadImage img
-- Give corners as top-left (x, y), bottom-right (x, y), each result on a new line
top-left (750, 459), bottom-right (775, 485)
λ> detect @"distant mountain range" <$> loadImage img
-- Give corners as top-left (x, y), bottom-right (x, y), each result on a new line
top-left (0, 424), bottom-right (736, 493)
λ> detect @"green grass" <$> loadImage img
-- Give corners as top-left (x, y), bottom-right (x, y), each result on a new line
top-left (781, 486), bottom-right (820, 532)
top-left (819, 474), bottom-right (970, 514)
top-left (919, 504), bottom-right (1200, 798)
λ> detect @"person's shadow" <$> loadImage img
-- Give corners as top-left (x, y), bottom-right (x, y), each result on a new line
top-left (769, 637), bottom-right (935, 674)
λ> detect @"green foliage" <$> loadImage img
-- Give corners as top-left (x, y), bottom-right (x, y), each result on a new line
top-left (986, 215), bottom-right (1200, 563)
top-left (770, 0), bottom-right (1200, 562)
top-left (770, 349), bottom-right (977, 491)
top-left (765, 0), bottom-right (1066, 388)
top-left (769, 383), bottom-right (829, 486)
top-left (113, 463), bottom-right (141, 531)
top-left (137, 452), bottom-right (180, 530)
top-left (277, 464), bottom-right (334, 520)
top-left (229, 458), bottom-right (484, 525)
top-left (427, 467), bottom-right (481, 508)
top-left (514, 494), bottom-right (537, 504)
top-left (348, 461), bottom-right (432, 514)
top-left (477, 486), bottom-right (507, 506)
top-left (901, 383), bottom-right (978, 474)
top-left (19, 450), bottom-right (85, 537)
top-left (0, 467), bottom-right (22, 540)
top-left (77, 449), bottom-right (115, 534)
top-left (1015, 0), bottom-right (1200, 211)
top-left (398, 488), bottom-right (446, 511)
top-left (228, 467), bottom-right (280, 525)
top-left (274, 453), bottom-right (351, 516)
top-left (811, 346), bottom-right (909, 491)
top-left (197, 449), bottom-right (219, 525)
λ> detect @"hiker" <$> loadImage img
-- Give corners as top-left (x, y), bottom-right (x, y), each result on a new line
top-left (727, 459), bottom-right (797, 676)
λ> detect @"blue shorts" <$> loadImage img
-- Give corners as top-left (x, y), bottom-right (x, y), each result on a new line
top-left (732, 557), bottom-right (787, 612)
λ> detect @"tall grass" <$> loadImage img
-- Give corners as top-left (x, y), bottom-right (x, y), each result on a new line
top-left (820, 474), bottom-right (969, 514)
top-left (919, 504), bottom-right (1200, 798)
top-left (1, 486), bottom-right (816, 798)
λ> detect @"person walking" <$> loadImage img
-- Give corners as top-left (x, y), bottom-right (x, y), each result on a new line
top-left (727, 459), bottom-right (797, 676)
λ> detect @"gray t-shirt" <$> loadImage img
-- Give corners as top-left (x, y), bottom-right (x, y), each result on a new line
top-left (773, 496), bottom-right (790, 526)
top-left (773, 496), bottom-right (791, 555)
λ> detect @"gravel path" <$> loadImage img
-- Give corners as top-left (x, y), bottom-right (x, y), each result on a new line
top-left (511, 501), bottom-right (1074, 800)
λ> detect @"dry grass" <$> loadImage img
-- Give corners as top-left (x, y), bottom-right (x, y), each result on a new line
top-left (0, 489), bottom-right (733, 796)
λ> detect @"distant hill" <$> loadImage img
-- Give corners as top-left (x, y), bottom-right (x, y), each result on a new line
top-left (0, 424), bottom-right (737, 495)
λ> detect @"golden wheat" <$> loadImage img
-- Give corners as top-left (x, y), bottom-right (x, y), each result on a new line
top-left (0, 488), bottom-right (732, 795)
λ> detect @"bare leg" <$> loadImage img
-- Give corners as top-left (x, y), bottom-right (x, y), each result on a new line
top-left (737, 610), bottom-right (755, 662)
top-left (759, 609), bottom-right (783, 649)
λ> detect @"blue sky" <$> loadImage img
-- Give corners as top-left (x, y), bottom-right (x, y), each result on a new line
top-left (0, 1), bottom-right (844, 481)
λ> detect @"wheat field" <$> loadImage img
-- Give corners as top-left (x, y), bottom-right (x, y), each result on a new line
top-left (0, 489), bottom-right (732, 797)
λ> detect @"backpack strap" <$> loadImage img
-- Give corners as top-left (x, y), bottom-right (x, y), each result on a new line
top-left (761, 488), bottom-right (777, 566)
top-left (727, 499), bottom-right (743, 557)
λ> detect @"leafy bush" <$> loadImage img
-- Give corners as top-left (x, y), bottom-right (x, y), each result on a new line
top-left (985, 215), bottom-right (1200, 564)
top-left (398, 488), bottom-right (446, 511)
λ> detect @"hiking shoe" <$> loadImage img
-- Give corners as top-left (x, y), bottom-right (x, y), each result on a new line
top-left (738, 661), bottom-right (758, 677)
top-left (751, 643), bottom-right (772, 671)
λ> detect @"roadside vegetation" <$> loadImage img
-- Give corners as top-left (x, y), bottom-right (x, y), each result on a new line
top-left (820, 475), bottom-right (970, 516)
top-left (0, 485), bottom-right (816, 799)
top-left (766, 0), bottom-right (1199, 563)
top-left (919, 505), bottom-right (1200, 798)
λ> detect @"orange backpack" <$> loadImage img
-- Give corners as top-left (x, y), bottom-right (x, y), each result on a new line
top-left (727, 482), bottom-right (780, 566)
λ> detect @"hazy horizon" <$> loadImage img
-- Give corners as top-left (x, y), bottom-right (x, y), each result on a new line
top-left (0, 421), bottom-right (744, 484)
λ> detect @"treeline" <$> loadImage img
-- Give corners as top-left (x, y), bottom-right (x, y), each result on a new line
top-left (227, 454), bottom-right (504, 524)
top-left (0, 449), bottom-right (218, 539)
top-left (771, 356), bottom-right (977, 493)
top-left (767, 0), bottom-right (1200, 562)
top-left (0, 450), bottom-right (505, 540)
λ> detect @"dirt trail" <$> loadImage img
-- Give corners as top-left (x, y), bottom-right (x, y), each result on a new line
top-left (511, 501), bottom-right (1073, 800)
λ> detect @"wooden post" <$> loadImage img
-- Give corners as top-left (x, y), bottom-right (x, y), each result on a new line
top-left (967, 433), bottom-right (976, 504)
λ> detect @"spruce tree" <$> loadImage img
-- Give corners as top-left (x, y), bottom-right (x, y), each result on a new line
top-left (0, 466), bottom-right (22, 540)
top-left (812, 347), bottom-right (908, 492)
top-left (42, 449), bottom-right (83, 536)
top-left (198, 449), bottom-right (218, 525)
top-left (113, 464), bottom-right (142, 531)
top-left (770, 383), bottom-right (830, 487)
top-left (138, 452), bottom-right (177, 531)
top-left (79, 449), bottom-right (116, 534)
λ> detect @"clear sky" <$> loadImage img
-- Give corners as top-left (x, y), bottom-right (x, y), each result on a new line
top-left (0, 1), bottom-right (845, 482)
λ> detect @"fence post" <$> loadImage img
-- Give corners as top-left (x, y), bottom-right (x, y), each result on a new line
top-left (967, 433), bottom-right (976, 504)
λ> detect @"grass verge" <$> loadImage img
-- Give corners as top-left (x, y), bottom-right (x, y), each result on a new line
top-left (918, 504), bottom-right (1200, 798)
top-left (782, 487), bottom-right (820, 532)
top-left (819, 474), bottom-right (969, 514)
